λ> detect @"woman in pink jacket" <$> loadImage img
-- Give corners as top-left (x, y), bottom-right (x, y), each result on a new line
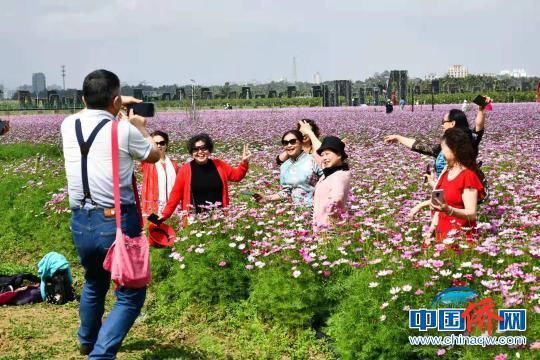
top-left (313, 136), bottom-right (351, 231)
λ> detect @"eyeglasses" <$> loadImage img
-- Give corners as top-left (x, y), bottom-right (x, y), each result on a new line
top-left (155, 141), bottom-right (167, 146)
top-left (281, 139), bottom-right (298, 146)
top-left (192, 145), bottom-right (209, 153)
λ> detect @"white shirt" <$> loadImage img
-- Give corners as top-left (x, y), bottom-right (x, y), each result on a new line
top-left (61, 109), bottom-right (152, 208)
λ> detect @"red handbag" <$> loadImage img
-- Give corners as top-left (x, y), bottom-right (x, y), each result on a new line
top-left (103, 120), bottom-right (151, 288)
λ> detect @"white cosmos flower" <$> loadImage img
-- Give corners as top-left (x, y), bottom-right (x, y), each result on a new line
top-left (390, 287), bottom-right (401, 295)
top-left (440, 269), bottom-right (452, 277)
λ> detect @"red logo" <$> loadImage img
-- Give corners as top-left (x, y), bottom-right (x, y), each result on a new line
top-left (461, 298), bottom-right (503, 335)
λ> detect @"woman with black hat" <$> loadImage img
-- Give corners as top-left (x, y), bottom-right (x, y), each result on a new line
top-left (313, 136), bottom-right (351, 230)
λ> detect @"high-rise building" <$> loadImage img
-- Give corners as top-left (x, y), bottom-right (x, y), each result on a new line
top-left (32, 73), bottom-right (47, 97)
top-left (447, 65), bottom-right (469, 78)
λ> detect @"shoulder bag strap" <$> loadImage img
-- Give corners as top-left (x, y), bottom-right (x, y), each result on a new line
top-left (111, 120), bottom-right (122, 231)
top-left (132, 173), bottom-right (143, 227)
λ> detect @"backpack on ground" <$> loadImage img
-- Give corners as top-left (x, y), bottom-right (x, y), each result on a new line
top-left (38, 252), bottom-right (76, 305)
top-left (44, 269), bottom-right (75, 305)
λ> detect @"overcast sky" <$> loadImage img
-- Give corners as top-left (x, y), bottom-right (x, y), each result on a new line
top-left (1, 0), bottom-right (538, 89)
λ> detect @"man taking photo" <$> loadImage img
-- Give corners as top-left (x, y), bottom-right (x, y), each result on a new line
top-left (61, 69), bottom-right (160, 358)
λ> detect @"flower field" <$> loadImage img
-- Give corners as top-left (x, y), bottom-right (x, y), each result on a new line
top-left (0, 103), bottom-right (539, 359)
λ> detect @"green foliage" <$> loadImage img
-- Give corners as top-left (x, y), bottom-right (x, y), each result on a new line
top-left (155, 232), bottom-right (250, 306)
top-left (325, 269), bottom-right (418, 360)
top-left (248, 264), bottom-right (323, 328)
top-left (412, 90), bottom-right (536, 105)
top-left (156, 96), bottom-right (323, 110)
top-left (0, 146), bottom-right (75, 270)
top-left (0, 143), bottom-right (62, 160)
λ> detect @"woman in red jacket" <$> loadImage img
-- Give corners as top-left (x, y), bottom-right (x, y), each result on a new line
top-left (140, 131), bottom-right (180, 220)
top-left (159, 133), bottom-right (251, 222)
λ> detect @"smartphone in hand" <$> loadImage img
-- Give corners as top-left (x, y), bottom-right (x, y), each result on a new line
top-left (147, 213), bottom-right (162, 225)
top-left (472, 95), bottom-right (487, 107)
top-left (472, 95), bottom-right (493, 109)
top-left (431, 189), bottom-right (445, 204)
top-left (127, 102), bottom-right (155, 117)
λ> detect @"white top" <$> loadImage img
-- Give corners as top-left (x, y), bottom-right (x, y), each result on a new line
top-left (61, 109), bottom-right (152, 208)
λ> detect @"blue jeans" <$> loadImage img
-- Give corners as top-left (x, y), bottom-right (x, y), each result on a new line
top-left (71, 205), bottom-right (146, 359)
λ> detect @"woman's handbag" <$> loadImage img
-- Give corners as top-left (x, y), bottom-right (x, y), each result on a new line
top-left (103, 120), bottom-right (151, 288)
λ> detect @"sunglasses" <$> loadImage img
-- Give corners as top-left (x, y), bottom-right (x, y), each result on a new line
top-left (441, 119), bottom-right (453, 125)
top-left (155, 141), bottom-right (167, 146)
top-left (192, 145), bottom-right (209, 152)
top-left (281, 138), bottom-right (298, 146)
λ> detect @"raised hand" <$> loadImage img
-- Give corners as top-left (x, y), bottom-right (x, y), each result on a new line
top-left (242, 144), bottom-right (252, 163)
top-left (297, 120), bottom-right (313, 135)
top-left (121, 96), bottom-right (143, 106)
top-left (127, 109), bottom-right (147, 129)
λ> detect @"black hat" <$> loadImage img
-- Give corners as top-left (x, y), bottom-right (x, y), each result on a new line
top-left (316, 136), bottom-right (348, 159)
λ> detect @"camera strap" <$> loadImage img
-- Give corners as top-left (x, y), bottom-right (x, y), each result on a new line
top-left (75, 118), bottom-right (110, 206)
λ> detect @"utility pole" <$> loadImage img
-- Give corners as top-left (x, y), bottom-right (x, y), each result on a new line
top-left (61, 65), bottom-right (66, 90)
top-left (431, 82), bottom-right (435, 111)
top-left (190, 79), bottom-right (196, 113)
top-left (411, 84), bottom-right (414, 112)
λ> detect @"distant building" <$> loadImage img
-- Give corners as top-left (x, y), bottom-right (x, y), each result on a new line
top-left (47, 84), bottom-right (62, 91)
top-left (313, 72), bottom-right (321, 84)
top-left (32, 73), bottom-right (47, 97)
top-left (6, 90), bottom-right (16, 99)
top-left (499, 69), bottom-right (527, 78)
top-left (142, 90), bottom-right (159, 98)
top-left (425, 73), bottom-right (438, 80)
top-left (18, 84), bottom-right (33, 92)
top-left (448, 65), bottom-right (469, 78)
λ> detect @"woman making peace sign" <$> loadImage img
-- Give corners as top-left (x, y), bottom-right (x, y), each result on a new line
top-left (159, 133), bottom-right (251, 221)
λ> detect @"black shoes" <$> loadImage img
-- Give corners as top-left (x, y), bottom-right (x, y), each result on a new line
top-left (80, 345), bottom-right (92, 356)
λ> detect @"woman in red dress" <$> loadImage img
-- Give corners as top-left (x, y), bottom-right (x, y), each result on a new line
top-left (140, 131), bottom-right (180, 220)
top-left (431, 128), bottom-right (485, 243)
